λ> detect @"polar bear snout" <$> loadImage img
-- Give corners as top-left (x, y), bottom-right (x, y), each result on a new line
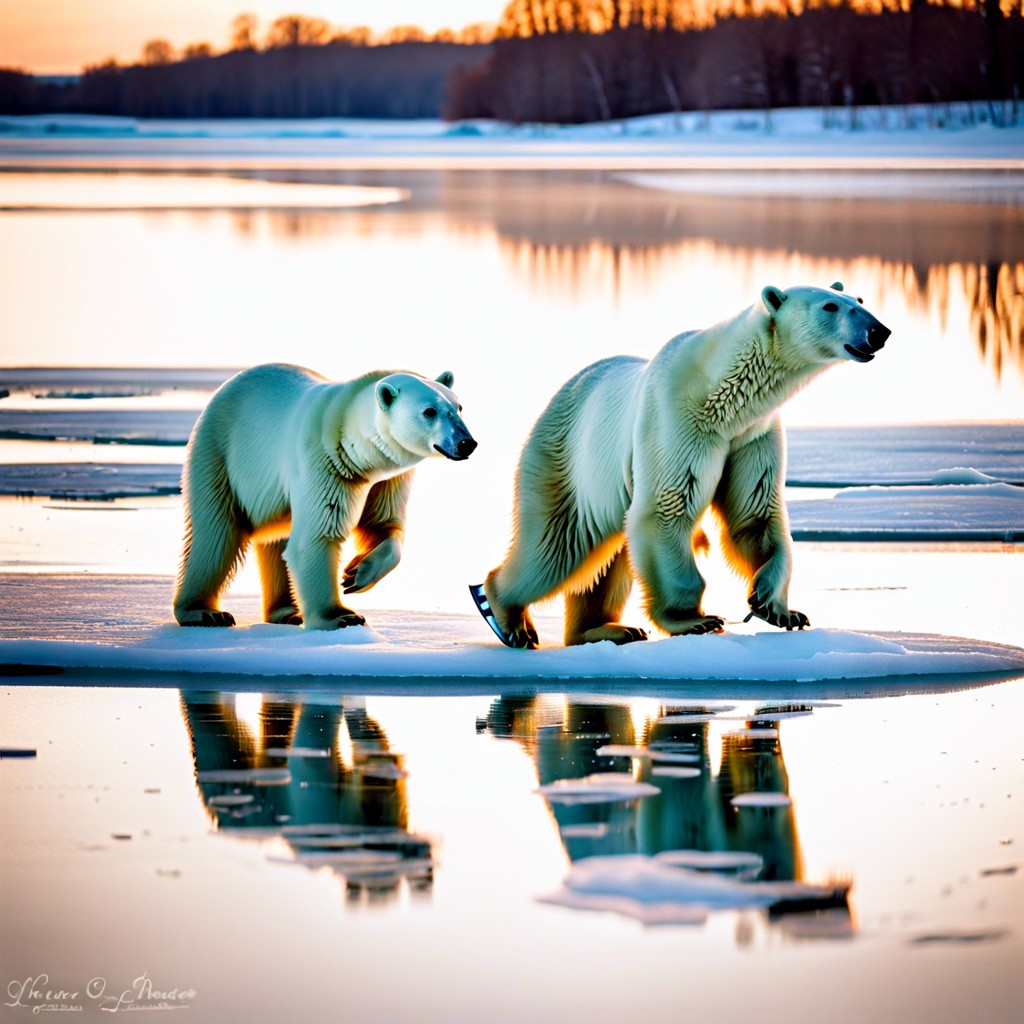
top-left (867, 323), bottom-right (891, 350)
top-left (843, 314), bottom-right (891, 363)
top-left (434, 433), bottom-right (477, 461)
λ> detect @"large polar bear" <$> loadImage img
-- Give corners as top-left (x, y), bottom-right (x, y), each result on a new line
top-left (175, 363), bottom-right (476, 630)
top-left (471, 283), bottom-right (890, 648)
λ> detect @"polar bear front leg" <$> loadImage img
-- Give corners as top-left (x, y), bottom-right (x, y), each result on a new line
top-left (627, 451), bottom-right (727, 636)
top-left (342, 473), bottom-right (411, 594)
top-left (285, 532), bottom-right (366, 630)
top-left (714, 420), bottom-right (808, 630)
top-left (284, 487), bottom-right (367, 630)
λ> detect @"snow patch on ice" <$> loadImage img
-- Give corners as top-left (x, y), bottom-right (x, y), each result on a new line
top-left (789, 482), bottom-right (1024, 542)
top-left (2, 615), bottom-right (1023, 687)
top-left (731, 792), bottom-right (793, 808)
top-left (537, 774), bottom-right (661, 805)
top-left (539, 854), bottom-right (847, 926)
top-left (930, 467), bottom-right (1003, 486)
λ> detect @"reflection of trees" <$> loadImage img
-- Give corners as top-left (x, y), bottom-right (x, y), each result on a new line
top-left (216, 170), bottom-right (1024, 380)
top-left (480, 696), bottom-right (849, 936)
top-left (180, 692), bottom-right (433, 905)
top-left (964, 262), bottom-right (1024, 379)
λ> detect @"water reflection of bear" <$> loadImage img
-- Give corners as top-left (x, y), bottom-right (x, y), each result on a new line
top-left (180, 692), bottom-right (432, 904)
top-left (481, 697), bottom-right (803, 880)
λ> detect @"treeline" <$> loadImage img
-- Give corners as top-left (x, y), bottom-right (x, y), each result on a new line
top-left (1, 1), bottom-right (1021, 122)
top-left (0, 41), bottom-right (489, 119)
top-left (448, 1), bottom-right (1024, 122)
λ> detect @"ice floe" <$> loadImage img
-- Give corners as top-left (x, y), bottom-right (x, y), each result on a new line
top-left (651, 766), bottom-right (702, 779)
top-left (537, 774), bottom-right (661, 805)
top-left (653, 850), bottom-right (764, 878)
top-left (0, 367), bottom-right (235, 399)
top-left (731, 792), bottom-right (793, 808)
top-left (539, 854), bottom-right (849, 926)
top-left (0, 462), bottom-right (182, 499)
top-left (0, 408), bottom-right (197, 445)
top-left (789, 482), bottom-right (1024, 542)
top-left (2, 611), bottom-right (1023, 692)
top-left (785, 424), bottom-right (1024, 487)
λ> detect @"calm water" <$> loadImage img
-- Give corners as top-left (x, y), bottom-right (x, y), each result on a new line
top-left (1, 167), bottom-right (1022, 1023)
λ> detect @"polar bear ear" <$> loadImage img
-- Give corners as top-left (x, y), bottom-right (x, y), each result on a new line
top-left (831, 281), bottom-right (844, 292)
top-left (435, 371), bottom-right (455, 389)
top-left (376, 381), bottom-right (399, 410)
top-left (761, 286), bottom-right (787, 313)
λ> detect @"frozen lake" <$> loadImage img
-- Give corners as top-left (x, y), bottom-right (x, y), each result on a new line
top-left (1, 122), bottom-right (1022, 1023)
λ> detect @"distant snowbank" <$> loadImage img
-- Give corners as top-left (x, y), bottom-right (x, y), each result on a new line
top-left (617, 168), bottom-right (1022, 202)
top-left (0, 174), bottom-right (408, 210)
top-left (2, 104), bottom-right (1022, 172)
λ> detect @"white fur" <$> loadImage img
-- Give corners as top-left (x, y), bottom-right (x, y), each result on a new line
top-left (174, 362), bottom-right (473, 630)
top-left (484, 284), bottom-right (889, 645)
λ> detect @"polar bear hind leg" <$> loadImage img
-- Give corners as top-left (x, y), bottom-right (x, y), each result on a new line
top-left (174, 480), bottom-right (245, 627)
top-left (627, 450), bottom-right (728, 637)
top-left (481, 504), bottom-right (643, 649)
top-left (713, 421), bottom-right (809, 630)
top-left (563, 544), bottom-right (647, 646)
top-left (256, 539), bottom-right (302, 625)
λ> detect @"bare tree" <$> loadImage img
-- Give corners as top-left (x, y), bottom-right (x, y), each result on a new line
top-left (140, 39), bottom-right (175, 66)
top-left (265, 15), bottom-right (332, 48)
top-left (230, 13), bottom-right (258, 51)
top-left (183, 42), bottom-right (213, 60)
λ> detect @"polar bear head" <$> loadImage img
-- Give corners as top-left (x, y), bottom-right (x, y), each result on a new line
top-left (375, 371), bottom-right (477, 461)
top-left (761, 282), bottom-right (890, 365)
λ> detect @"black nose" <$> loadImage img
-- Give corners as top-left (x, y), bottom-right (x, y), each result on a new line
top-left (457, 437), bottom-right (477, 458)
top-left (868, 324), bottom-right (890, 351)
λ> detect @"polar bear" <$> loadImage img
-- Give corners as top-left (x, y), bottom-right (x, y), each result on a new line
top-left (174, 363), bottom-right (476, 630)
top-left (471, 283), bottom-right (889, 648)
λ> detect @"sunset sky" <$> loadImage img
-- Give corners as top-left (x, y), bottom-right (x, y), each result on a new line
top-left (0, 0), bottom-right (507, 75)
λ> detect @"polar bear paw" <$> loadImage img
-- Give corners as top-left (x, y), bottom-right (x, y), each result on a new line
top-left (657, 607), bottom-right (725, 635)
top-left (177, 607), bottom-right (236, 628)
top-left (574, 624), bottom-right (648, 646)
top-left (746, 596), bottom-right (809, 631)
top-left (342, 538), bottom-right (401, 594)
top-left (667, 615), bottom-right (725, 636)
top-left (266, 605), bottom-right (302, 626)
top-left (305, 606), bottom-right (367, 631)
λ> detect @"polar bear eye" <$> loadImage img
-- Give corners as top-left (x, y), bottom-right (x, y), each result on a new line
top-left (423, 407), bottom-right (438, 419)
top-left (823, 302), bottom-right (839, 313)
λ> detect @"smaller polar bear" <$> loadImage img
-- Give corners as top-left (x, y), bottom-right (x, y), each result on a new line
top-left (174, 363), bottom-right (476, 630)
top-left (471, 283), bottom-right (889, 648)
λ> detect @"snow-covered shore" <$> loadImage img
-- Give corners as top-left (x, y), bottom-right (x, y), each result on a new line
top-left (1, 105), bottom-right (1023, 180)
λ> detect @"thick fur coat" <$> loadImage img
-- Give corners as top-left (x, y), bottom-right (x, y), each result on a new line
top-left (175, 362), bottom-right (475, 629)
top-left (480, 284), bottom-right (890, 647)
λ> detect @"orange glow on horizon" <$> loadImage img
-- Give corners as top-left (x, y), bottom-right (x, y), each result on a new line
top-left (0, 1), bottom-right (505, 75)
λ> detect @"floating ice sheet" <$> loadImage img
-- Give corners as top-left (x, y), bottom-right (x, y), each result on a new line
top-left (0, 462), bottom-right (182, 499)
top-left (654, 850), bottom-right (765, 877)
top-left (539, 854), bottom-right (848, 926)
top-left (537, 774), bottom-right (661, 805)
top-left (0, 367), bottom-right (236, 399)
top-left (651, 766), bottom-right (702, 779)
top-left (2, 606), bottom-right (1024, 691)
top-left (789, 482), bottom-right (1024, 542)
top-left (785, 424), bottom-right (1024, 487)
top-left (0, 408), bottom-right (196, 445)
top-left (731, 792), bottom-right (793, 808)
